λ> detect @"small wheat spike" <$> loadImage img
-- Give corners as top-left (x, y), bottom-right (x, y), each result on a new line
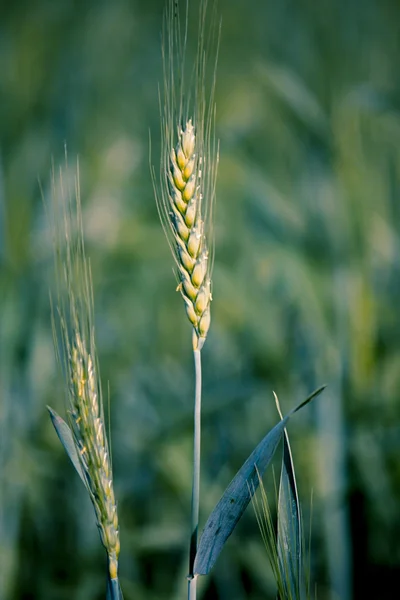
top-left (48, 154), bottom-right (121, 592)
top-left (152, 0), bottom-right (220, 351)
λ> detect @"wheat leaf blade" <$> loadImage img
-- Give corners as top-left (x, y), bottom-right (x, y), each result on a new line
top-left (290, 385), bottom-right (326, 416)
top-left (277, 415), bottom-right (303, 598)
top-left (194, 386), bottom-right (325, 576)
top-left (194, 417), bottom-right (288, 576)
top-left (47, 405), bottom-right (87, 487)
top-left (276, 387), bottom-right (325, 598)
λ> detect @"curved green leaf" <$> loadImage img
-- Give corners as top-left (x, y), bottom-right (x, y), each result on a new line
top-left (194, 385), bottom-right (325, 576)
top-left (194, 417), bottom-right (287, 576)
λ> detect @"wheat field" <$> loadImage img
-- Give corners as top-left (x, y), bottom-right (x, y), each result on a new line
top-left (1, 0), bottom-right (400, 599)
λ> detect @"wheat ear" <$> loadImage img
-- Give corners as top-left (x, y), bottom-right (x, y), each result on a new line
top-left (166, 119), bottom-right (212, 350)
top-left (153, 0), bottom-right (219, 353)
top-left (48, 159), bottom-right (121, 592)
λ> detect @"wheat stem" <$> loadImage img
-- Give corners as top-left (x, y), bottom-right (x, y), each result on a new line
top-left (188, 345), bottom-right (202, 599)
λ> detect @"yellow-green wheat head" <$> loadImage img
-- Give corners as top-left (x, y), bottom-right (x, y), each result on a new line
top-left (154, 0), bottom-right (220, 351)
top-left (51, 162), bottom-right (120, 580)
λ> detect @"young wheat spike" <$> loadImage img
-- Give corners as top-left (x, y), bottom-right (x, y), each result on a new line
top-left (168, 120), bottom-right (212, 347)
top-left (49, 158), bottom-right (121, 585)
top-left (153, 0), bottom-right (219, 351)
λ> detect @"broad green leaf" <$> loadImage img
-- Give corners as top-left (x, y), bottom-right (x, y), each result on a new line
top-left (194, 385), bottom-right (325, 576)
top-left (275, 392), bottom-right (304, 599)
top-left (47, 406), bottom-right (87, 488)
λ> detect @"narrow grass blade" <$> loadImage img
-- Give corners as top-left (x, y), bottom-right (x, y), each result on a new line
top-left (107, 575), bottom-right (124, 600)
top-left (47, 406), bottom-right (87, 488)
top-left (275, 392), bottom-right (303, 599)
top-left (289, 385), bottom-right (326, 417)
top-left (194, 386), bottom-right (325, 576)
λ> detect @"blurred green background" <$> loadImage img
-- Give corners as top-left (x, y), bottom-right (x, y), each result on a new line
top-left (1, 0), bottom-right (400, 598)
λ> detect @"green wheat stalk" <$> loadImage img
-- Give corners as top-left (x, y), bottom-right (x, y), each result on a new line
top-left (152, 1), bottom-right (219, 598)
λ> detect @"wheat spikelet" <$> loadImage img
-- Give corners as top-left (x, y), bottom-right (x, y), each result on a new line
top-left (50, 158), bottom-right (120, 582)
top-left (153, 0), bottom-right (219, 350)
